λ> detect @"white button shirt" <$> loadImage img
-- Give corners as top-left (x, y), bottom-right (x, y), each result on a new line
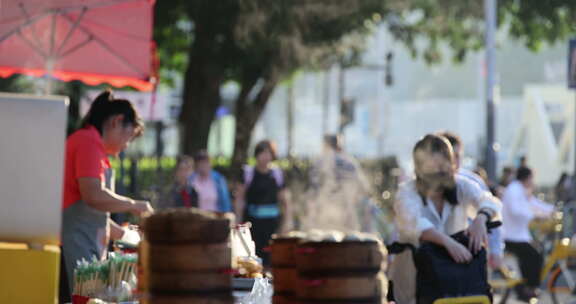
top-left (502, 180), bottom-right (554, 242)
top-left (394, 175), bottom-right (501, 245)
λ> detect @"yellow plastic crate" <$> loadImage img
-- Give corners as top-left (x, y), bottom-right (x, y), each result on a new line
top-left (0, 243), bottom-right (60, 304)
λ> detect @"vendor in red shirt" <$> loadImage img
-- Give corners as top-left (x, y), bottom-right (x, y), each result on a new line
top-left (61, 90), bottom-right (153, 296)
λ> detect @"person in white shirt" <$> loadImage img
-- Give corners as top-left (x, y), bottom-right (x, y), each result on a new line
top-left (390, 134), bottom-right (501, 304)
top-left (502, 166), bottom-right (553, 299)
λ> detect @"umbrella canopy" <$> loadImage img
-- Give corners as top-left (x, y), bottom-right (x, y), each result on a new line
top-left (0, 0), bottom-right (156, 91)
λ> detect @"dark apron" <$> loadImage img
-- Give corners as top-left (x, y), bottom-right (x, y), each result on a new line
top-left (61, 168), bottom-right (113, 295)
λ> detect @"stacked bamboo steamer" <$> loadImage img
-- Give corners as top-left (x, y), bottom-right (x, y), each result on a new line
top-left (296, 231), bottom-right (388, 304)
top-left (271, 231), bottom-right (388, 304)
top-left (140, 208), bottom-right (236, 304)
top-left (270, 232), bottom-right (306, 304)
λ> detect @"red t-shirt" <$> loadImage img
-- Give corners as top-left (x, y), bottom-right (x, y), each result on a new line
top-left (62, 126), bottom-right (111, 209)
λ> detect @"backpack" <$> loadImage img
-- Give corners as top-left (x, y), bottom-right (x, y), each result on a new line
top-left (387, 230), bottom-right (493, 304)
top-left (415, 231), bottom-right (492, 304)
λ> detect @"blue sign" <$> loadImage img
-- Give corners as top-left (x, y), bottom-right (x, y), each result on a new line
top-left (569, 38), bottom-right (576, 89)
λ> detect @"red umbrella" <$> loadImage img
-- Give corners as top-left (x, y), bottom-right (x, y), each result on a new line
top-left (0, 0), bottom-right (156, 92)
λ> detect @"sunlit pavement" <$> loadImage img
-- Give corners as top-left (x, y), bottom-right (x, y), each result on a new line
top-left (493, 293), bottom-right (576, 304)
top-left (493, 295), bottom-right (530, 304)
top-left (493, 295), bottom-right (534, 303)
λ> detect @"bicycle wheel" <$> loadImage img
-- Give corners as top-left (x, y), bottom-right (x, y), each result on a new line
top-left (548, 264), bottom-right (576, 304)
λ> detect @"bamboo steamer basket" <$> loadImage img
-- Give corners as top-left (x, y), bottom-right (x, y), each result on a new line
top-left (296, 240), bottom-right (386, 273)
top-left (143, 293), bottom-right (235, 304)
top-left (272, 267), bottom-right (298, 294)
top-left (149, 242), bottom-right (231, 272)
top-left (143, 208), bottom-right (233, 244)
top-left (270, 232), bottom-right (305, 267)
top-left (149, 271), bottom-right (232, 293)
top-left (295, 272), bottom-right (386, 301)
top-left (273, 294), bottom-right (299, 304)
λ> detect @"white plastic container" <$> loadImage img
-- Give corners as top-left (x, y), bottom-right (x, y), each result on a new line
top-left (0, 93), bottom-right (68, 245)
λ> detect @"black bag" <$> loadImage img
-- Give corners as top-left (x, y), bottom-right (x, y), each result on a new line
top-left (414, 231), bottom-right (492, 304)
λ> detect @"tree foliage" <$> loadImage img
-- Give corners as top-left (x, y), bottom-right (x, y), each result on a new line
top-left (154, 0), bottom-right (576, 175)
top-left (386, 0), bottom-right (576, 63)
top-left (154, 0), bottom-right (391, 175)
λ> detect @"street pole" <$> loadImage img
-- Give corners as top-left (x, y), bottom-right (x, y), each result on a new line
top-left (155, 121), bottom-right (164, 175)
top-left (484, 0), bottom-right (497, 182)
top-left (338, 64), bottom-right (345, 136)
top-left (287, 84), bottom-right (295, 158)
top-left (574, 93), bottom-right (576, 179)
top-left (570, 39), bottom-right (576, 179)
top-left (322, 69), bottom-right (330, 136)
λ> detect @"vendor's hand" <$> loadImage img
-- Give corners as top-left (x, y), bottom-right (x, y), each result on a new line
top-left (120, 227), bottom-right (141, 244)
top-left (444, 237), bottom-right (472, 263)
top-left (467, 215), bottom-right (488, 254)
top-left (488, 253), bottom-right (504, 270)
top-left (130, 200), bottom-right (154, 216)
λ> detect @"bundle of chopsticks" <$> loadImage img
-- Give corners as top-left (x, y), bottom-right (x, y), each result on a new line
top-left (108, 254), bottom-right (137, 289)
top-left (73, 253), bottom-right (137, 299)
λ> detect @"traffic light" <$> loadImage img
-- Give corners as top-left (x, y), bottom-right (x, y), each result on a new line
top-left (385, 51), bottom-right (393, 87)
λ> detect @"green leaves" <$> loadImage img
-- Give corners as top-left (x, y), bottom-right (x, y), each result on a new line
top-left (154, 0), bottom-right (391, 86)
top-left (386, 0), bottom-right (576, 64)
top-left (503, 0), bottom-right (576, 52)
top-left (154, 0), bottom-right (576, 85)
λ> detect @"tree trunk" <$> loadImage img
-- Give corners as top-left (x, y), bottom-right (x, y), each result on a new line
top-left (179, 34), bottom-right (224, 155)
top-left (230, 77), bottom-right (278, 181)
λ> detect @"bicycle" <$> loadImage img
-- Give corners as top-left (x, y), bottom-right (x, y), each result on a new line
top-left (493, 202), bottom-right (576, 304)
top-left (540, 202), bottom-right (576, 304)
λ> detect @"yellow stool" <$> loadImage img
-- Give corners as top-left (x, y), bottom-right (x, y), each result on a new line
top-left (0, 242), bottom-right (60, 304)
top-left (433, 295), bottom-right (491, 304)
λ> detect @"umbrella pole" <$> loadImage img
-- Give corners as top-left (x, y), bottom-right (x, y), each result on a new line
top-left (45, 11), bottom-right (58, 96)
top-left (44, 58), bottom-right (54, 95)
top-left (44, 77), bottom-right (53, 95)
